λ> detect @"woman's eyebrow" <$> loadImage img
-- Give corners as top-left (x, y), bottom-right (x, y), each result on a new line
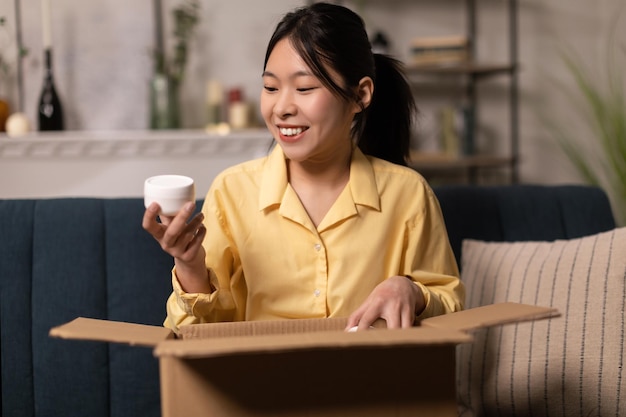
top-left (262, 70), bottom-right (314, 79)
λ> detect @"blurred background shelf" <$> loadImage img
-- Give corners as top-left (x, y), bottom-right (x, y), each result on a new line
top-left (406, 0), bottom-right (519, 184)
top-left (0, 128), bottom-right (271, 158)
top-left (409, 151), bottom-right (513, 170)
top-left (409, 152), bottom-right (514, 185)
top-left (406, 62), bottom-right (516, 78)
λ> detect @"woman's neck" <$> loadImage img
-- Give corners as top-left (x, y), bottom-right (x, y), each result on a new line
top-left (287, 143), bottom-right (353, 227)
top-left (287, 145), bottom-right (352, 189)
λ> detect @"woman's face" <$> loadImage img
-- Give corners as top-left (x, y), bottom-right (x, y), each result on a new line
top-left (261, 38), bottom-right (358, 164)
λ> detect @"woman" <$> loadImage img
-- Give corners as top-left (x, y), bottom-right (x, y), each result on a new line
top-left (143, 2), bottom-right (464, 333)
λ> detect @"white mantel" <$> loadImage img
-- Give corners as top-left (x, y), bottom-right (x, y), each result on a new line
top-left (0, 129), bottom-right (273, 199)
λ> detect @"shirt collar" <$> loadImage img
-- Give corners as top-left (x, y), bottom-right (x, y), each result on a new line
top-left (259, 145), bottom-right (289, 211)
top-left (258, 145), bottom-right (381, 212)
top-left (349, 148), bottom-right (381, 211)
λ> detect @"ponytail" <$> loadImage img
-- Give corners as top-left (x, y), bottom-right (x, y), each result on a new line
top-left (355, 54), bottom-right (416, 166)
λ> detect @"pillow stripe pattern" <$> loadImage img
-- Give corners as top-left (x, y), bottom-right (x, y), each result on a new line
top-left (457, 227), bottom-right (626, 417)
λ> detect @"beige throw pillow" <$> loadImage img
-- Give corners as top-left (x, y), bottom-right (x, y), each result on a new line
top-left (457, 227), bottom-right (626, 417)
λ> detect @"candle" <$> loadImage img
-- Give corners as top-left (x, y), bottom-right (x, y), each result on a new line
top-left (42, 0), bottom-right (51, 49)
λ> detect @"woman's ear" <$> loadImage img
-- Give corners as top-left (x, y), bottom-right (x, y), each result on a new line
top-left (354, 76), bottom-right (374, 112)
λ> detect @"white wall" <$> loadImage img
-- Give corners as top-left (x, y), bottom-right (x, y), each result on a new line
top-left (0, 0), bottom-right (624, 194)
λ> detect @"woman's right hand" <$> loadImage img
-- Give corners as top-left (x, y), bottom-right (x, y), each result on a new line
top-left (142, 201), bottom-right (211, 292)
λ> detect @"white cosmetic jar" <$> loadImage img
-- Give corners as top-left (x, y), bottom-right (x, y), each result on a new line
top-left (144, 175), bottom-right (195, 216)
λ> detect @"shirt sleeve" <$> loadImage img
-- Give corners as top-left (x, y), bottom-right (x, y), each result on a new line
top-left (405, 184), bottom-right (465, 321)
top-left (163, 186), bottom-right (243, 333)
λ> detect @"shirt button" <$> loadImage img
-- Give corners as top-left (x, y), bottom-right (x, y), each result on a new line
top-left (313, 289), bottom-right (321, 297)
top-left (314, 243), bottom-right (321, 252)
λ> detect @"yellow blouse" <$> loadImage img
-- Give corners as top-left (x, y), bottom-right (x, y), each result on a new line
top-left (165, 146), bottom-right (464, 331)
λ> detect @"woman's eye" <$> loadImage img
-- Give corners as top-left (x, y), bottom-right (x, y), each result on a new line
top-left (297, 87), bottom-right (316, 92)
top-left (263, 86), bottom-right (277, 92)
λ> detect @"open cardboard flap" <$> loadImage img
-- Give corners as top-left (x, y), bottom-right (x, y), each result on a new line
top-left (49, 317), bottom-right (174, 347)
top-left (49, 302), bottom-right (559, 356)
top-left (421, 302), bottom-right (560, 332)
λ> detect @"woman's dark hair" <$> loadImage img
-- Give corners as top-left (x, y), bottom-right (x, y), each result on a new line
top-left (264, 2), bottom-right (416, 166)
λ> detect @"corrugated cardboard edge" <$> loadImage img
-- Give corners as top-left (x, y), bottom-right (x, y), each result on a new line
top-left (49, 317), bottom-right (174, 347)
top-left (154, 326), bottom-right (473, 359)
top-left (179, 316), bottom-right (349, 339)
top-left (179, 316), bottom-right (388, 340)
top-left (421, 302), bottom-right (560, 333)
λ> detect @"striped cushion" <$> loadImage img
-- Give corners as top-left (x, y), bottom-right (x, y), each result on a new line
top-left (457, 227), bottom-right (626, 417)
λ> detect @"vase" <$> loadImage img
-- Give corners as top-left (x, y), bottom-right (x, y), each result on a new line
top-left (149, 73), bottom-right (180, 129)
top-left (0, 97), bottom-right (10, 132)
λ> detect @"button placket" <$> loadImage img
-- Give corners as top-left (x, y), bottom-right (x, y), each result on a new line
top-left (312, 239), bottom-right (326, 304)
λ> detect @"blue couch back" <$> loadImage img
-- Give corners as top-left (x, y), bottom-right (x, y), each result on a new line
top-left (0, 199), bottom-right (172, 417)
top-left (0, 185), bottom-right (616, 417)
top-left (436, 184), bottom-right (616, 265)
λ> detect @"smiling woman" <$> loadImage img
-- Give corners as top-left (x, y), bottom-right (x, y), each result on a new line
top-left (142, 2), bottom-right (464, 335)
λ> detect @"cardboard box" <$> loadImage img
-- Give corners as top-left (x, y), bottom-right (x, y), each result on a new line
top-left (50, 302), bottom-right (559, 417)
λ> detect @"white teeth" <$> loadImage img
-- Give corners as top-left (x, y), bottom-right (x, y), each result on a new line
top-left (279, 127), bottom-right (304, 136)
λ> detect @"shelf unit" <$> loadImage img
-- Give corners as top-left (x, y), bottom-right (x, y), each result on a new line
top-left (406, 0), bottom-right (520, 184)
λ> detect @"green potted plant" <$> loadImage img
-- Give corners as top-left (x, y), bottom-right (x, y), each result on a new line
top-left (547, 27), bottom-right (626, 226)
top-left (150, 0), bottom-right (200, 130)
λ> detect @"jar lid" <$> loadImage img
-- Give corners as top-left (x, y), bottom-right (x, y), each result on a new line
top-left (144, 175), bottom-right (195, 198)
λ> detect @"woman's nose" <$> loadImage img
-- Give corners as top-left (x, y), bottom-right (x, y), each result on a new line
top-left (274, 91), bottom-right (297, 118)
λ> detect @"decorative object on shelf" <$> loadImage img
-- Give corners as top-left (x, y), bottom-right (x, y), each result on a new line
top-left (149, 72), bottom-right (180, 130)
top-left (459, 104), bottom-right (474, 155)
top-left (5, 111), bottom-right (30, 137)
top-left (0, 16), bottom-right (10, 131)
top-left (150, 0), bottom-right (200, 130)
top-left (0, 11), bottom-right (28, 132)
top-left (547, 25), bottom-right (625, 226)
top-left (206, 78), bottom-right (223, 128)
top-left (38, 48), bottom-right (64, 131)
top-left (436, 104), bottom-right (475, 158)
top-left (38, 0), bottom-right (63, 131)
top-left (0, 96), bottom-right (8, 132)
top-left (410, 35), bottom-right (469, 67)
top-left (439, 106), bottom-right (460, 157)
top-left (371, 31), bottom-right (390, 55)
top-left (13, 0), bottom-right (25, 115)
top-left (227, 87), bottom-right (249, 130)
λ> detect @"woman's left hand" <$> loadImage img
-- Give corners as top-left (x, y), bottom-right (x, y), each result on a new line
top-left (346, 275), bottom-right (425, 330)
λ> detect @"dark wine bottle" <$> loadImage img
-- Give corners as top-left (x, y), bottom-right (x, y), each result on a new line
top-left (38, 48), bottom-right (64, 131)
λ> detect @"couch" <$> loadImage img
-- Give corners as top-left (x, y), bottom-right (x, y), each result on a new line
top-left (0, 185), bottom-right (618, 417)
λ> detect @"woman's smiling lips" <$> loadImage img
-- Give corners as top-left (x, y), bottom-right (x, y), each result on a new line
top-left (276, 125), bottom-right (309, 143)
